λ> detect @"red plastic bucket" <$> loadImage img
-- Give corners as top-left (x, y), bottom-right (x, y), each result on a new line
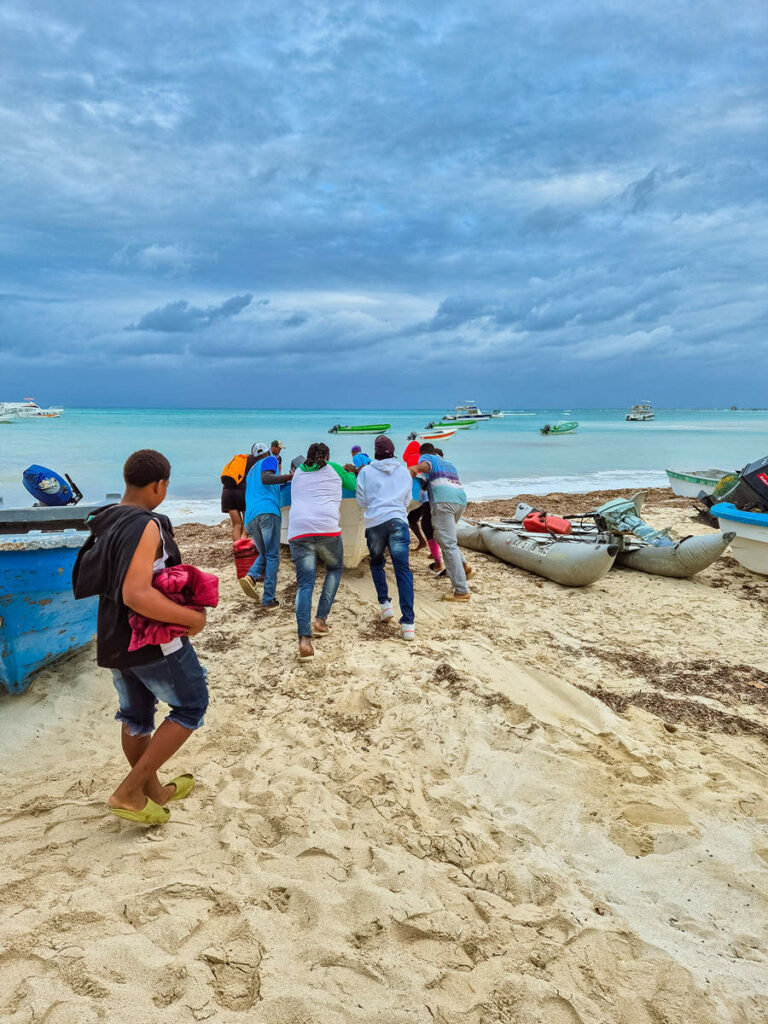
top-left (233, 538), bottom-right (258, 578)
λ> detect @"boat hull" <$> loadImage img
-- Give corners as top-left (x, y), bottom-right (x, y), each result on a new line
top-left (615, 532), bottom-right (734, 577)
top-left (329, 424), bottom-right (391, 435)
top-left (457, 520), bottom-right (618, 586)
top-left (665, 469), bottom-right (728, 498)
top-left (0, 536), bottom-right (97, 694)
top-left (711, 503), bottom-right (768, 575)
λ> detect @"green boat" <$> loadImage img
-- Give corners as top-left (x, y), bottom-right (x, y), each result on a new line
top-left (426, 419), bottom-right (476, 429)
top-left (329, 423), bottom-right (391, 435)
top-left (540, 421), bottom-right (578, 435)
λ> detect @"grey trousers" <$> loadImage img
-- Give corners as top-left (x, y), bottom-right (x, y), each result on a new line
top-left (431, 502), bottom-right (468, 594)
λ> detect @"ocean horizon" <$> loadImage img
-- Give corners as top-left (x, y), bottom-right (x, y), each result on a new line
top-left (2, 406), bottom-right (766, 523)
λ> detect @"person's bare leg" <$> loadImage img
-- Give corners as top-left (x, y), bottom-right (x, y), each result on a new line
top-left (120, 726), bottom-right (175, 805)
top-left (298, 636), bottom-right (314, 658)
top-left (229, 510), bottom-right (244, 542)
top-left (109, 720), bottom-right (192, 811)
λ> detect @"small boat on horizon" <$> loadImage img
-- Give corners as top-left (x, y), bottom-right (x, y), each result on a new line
top-left (439, 401), bottom-right (492, 423)
top-left (625, 401), bottom-right (654, 422)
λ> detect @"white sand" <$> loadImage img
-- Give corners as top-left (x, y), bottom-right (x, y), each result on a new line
top-left (1, 497), bottom-right (767, 1023)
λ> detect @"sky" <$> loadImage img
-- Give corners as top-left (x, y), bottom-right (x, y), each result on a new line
top-left (0, 0), bottom-right (766, 409)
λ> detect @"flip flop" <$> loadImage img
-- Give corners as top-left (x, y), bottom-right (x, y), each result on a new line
top-left (167, 773), bottom-right (195, 802)
top-left (109, 797), bottom-right (170, 825)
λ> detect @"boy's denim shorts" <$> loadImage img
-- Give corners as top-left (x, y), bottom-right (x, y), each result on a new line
top-left (111, 640), bottom-right (209, 737)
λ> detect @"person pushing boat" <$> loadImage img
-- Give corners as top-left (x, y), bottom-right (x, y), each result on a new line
top-left (240, 442), bottom-right (294, 608)
top-left (356, 435), bottom-right (416, 640)
top-left (410, 443), bottom-right (473, 601)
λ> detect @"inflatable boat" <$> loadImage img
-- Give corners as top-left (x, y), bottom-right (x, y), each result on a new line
top-left (456, 519), bottom-right (619, 587)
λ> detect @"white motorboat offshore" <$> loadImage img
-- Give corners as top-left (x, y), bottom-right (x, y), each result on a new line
top-left (1, 399), bottom-right (63, 418)
top-left (665, 468), bottom-right (730, 498)
top-left (710, 503), bottom-right (768, 575)
top-left (441, 401), bottom-right (492, 422)
top-left (625, 401), bottom-right (654, 421)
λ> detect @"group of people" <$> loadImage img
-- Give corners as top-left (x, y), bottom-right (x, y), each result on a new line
top-left (222, 433), bottom-right (474, 659)
top-left (71, 436), bottom-right (473, 825)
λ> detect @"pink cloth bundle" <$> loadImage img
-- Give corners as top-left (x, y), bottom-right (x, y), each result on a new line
top-left (127, 564), bottom-right (219, 651)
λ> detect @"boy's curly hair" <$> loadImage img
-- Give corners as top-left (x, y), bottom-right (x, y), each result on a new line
top-left (123, 449), bottom-right (171, 487)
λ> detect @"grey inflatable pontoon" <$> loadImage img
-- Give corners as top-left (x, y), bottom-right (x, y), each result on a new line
top-left (457, 519), bottom-right (619, 587)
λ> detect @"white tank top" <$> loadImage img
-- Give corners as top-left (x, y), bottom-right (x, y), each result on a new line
top-left (152, 521), bottom-right (183, 655)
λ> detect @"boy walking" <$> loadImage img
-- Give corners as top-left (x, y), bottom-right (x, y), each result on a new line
top-left (72, 449), bottom-right (209, 825)
top-left (356, 435), bottom-right (416, 639)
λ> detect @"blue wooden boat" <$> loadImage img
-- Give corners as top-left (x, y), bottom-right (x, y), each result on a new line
top-left (1, 508), bottom-right (100, 694)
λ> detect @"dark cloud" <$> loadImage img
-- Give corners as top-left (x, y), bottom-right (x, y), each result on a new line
top-left (128, 294), bottom-right (253, 332)
top-left (0, 0), bottom-right (765, 404)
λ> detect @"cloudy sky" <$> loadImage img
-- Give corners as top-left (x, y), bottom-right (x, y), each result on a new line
top-left (1, 0), bottom-right (766, 408)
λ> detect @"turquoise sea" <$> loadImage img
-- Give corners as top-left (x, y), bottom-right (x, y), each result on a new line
top-left (1, 408), bottom-right (766, 523)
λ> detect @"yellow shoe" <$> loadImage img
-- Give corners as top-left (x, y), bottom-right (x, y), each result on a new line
top-left (109, 797), bottom-right (170, 825)
top-left (167, 774), bottom-right (195, 802)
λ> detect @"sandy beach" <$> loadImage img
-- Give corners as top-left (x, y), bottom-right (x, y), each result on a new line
top-left (1, 488), bottom-right (767, 1023)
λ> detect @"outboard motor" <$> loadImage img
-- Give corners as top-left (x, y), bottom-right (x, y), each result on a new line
top-left (22, 465), bottom-right (83, 506)
top-left (596, 494), bottom-right (674, 547)
top-left (716, 455), bottom-right (768, 512)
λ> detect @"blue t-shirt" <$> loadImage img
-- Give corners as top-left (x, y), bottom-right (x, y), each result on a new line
top-left (353, 452), bottom-right (372, 469)
top-left (245, 455), bottom-right (281, 522)
top-left (419, 454), bottom-right (467, 507)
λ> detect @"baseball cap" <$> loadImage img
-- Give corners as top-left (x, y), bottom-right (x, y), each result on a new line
top-left (374, 435), bottom-right (395, 459)
top-left (251, 442), bottom-right (268, 456)
top-left (270, 439), bottom-right (285, 449)
top-left (351, 445), bottom-right (362, 453)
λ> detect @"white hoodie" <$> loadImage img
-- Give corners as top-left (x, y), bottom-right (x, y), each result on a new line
top-left (356, 458), bottom-right (413, 528)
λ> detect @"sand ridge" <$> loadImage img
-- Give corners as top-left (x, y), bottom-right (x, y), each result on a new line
top-left (0, 495), bottom-right (767, 1022)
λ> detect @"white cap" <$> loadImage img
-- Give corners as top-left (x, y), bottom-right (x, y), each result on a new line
top-left (251, 442), bottom-right (268, 456)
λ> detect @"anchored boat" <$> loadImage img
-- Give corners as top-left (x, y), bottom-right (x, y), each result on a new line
top-left (329, 423), bottom-right (391, 435)
top-left (540, 421), bottom-right (578, 435)
top-left (408, 428), bottom-right (457, 442)
top-left (625, 402), bottom-right (654, 422)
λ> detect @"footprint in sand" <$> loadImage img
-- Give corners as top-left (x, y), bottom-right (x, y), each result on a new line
top-left (200, 937), bottom-right (262, 1011)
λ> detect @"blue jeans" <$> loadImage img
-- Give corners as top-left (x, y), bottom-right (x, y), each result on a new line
top-left (289, 534), bottom-right (344, 638)
top-left (246, 512), bottom-right (281, 604)
top-left (365, 517), bottom-right (414, 625)
top-left (112, 640), bottom-right (208, 737)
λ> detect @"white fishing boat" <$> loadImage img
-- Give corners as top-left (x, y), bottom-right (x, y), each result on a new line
top-left (440, 401), bottom-right (492, 422)
top-left (665, 468), bottom-right (730, 498)
top-left (710, 504), bottom-right (768, 575)
top-left (1, 398), bottom-right (63, 418)
top-left (625, 401), bottom-right (654, 422)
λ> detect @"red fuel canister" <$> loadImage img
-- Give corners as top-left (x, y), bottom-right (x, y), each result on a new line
top-left (522, 511), bottom-right (572, 535)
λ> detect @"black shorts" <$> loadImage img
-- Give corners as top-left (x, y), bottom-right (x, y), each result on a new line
top-left (221, 487), bottom-right (245, 514)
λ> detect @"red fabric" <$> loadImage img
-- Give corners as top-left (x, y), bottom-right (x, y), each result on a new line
top-left (127, 563), bottom-right (219, 651)
top-left (403, 440), bottom-right (421, 467)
